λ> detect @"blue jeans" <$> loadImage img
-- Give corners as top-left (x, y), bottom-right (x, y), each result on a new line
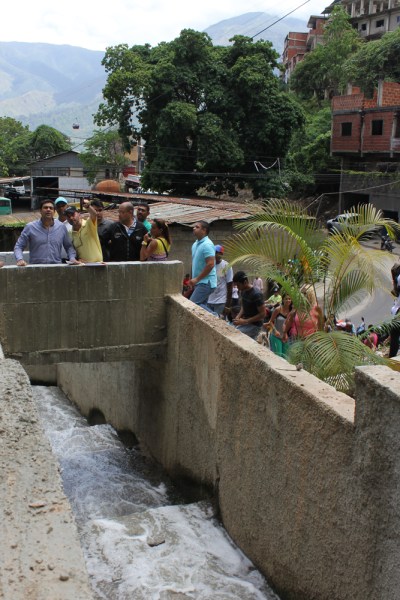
top-left (207, 302), bottom-right (225, 316)
top-left (235, 324), bottom-right (262, 340)
top-left (190, 283), bottom-right (215, 313)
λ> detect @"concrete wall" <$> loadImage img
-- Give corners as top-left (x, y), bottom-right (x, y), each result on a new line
top-left (0, 352), bottom-right (93, 599)
top-left (56, 293), bottom-right (400, 600)
top-left (3, 266), bottom-right (400, 599)
top-left (0, 261), bottom-right (182, 371)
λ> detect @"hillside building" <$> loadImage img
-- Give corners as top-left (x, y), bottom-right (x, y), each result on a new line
top-left (282, 0), bottom-right (400, 81)
top-left (28, 150), bottom-right (115, 208)
top-left (331, 81), bottom-right (400, 218)
top-left (281, 16), bottom-right (327, 82)
top-left (328, 0), bottom-right (400, 38)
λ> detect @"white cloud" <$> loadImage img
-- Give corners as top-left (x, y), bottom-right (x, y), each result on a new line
top-left (1, 0), bottom-right (327, 51)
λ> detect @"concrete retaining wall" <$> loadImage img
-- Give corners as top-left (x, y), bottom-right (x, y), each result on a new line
top-left (2, 265), bottom-right (400, 599)
top-left (0, 353), bottom-right (93, 599)
top-left (56, 293), bottom-right (400, 600)
top-left (0, 261), bottom-right (182, 370)
top-left (58, 296), bottom-right (400, 600)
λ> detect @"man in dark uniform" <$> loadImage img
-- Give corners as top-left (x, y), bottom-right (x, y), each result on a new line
top-left (103, 202), bottom-right (147, 261)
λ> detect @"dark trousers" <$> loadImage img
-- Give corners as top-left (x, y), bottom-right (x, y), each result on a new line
top-left (389, 331), bottom-right (400, 358)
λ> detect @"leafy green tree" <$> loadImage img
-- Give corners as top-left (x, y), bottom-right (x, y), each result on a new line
top-left (29, 125), bottom-right (71, 160)
top-left (226, 200), bottom-right (400, 393)
top-left (285, 100), bottom-right (341, 194)
top-left (0, 119), bottom-right (73, 176)
top-left (95, 30), bottom-right (304, 197)
top-left (344, 27), bottom-right (400, 94)
top-left (290, 6), bottom-right (362, 101)
top-left (0, 117), bottom-right (31, 176)
top-left (80, 129), bottom-right (129, 184)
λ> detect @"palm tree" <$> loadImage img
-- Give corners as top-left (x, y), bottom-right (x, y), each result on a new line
top-left (225, 200), bottom-right (400, 393)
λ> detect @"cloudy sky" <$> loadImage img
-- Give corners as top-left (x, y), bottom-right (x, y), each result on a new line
top-left (2, 0), bottom-right (327, 51)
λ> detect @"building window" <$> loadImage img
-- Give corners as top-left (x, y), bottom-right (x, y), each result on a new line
top-left (394, 118), bottom-right (400, 138)
top-left (371, 119), bottom-right (383, 135)
top-left (376, 19), bottom-right (384, 27)
top-left (341, 122), bottom-right (353, 136)
top-left (360, 23), bottom-right (367, 30)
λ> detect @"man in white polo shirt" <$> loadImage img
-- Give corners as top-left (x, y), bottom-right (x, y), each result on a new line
top-left (207, 245), bottom-right (233, 317)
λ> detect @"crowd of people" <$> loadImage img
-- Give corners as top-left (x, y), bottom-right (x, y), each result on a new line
top-left (12, 197), bottom-right (170, 266)
top-left (6, 199), bottom-right (396, 356)
top-left (184, 221), bottom-right (266, 337)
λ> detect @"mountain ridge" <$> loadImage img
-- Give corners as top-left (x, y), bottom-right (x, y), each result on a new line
top-left (0, 11), bottom-right (310, 138)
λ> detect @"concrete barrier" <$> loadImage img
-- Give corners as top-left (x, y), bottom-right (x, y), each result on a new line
top-left (0, 261), bottom-right (182, 373)
top-left (57, 295), bottom-right (400, 600)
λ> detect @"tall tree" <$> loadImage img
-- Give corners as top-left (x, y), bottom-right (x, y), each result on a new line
top-left (80, 129), bottom-right (129, 184)
top-left (290, 6), bottom-right (362, 101)
top-left (286, 100), bottom-right (341, 193)
top-left (95, 30), bottom-right (303, 197)
top-left (29, 125), bottom-right (71, 160)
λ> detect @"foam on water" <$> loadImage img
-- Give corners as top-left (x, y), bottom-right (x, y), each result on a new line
top-left (33, 386), bottom-right (280, 600)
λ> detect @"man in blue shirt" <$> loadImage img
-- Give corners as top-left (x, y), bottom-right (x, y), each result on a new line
top-left (14, 200), bottom-right (78, 266)
top-left (189, 220), bottom-right (217, 311)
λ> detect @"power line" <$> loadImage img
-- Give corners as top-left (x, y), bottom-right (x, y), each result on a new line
top-left (306, 177), bottom-right (400, 210)
top-left (251, 0), bottom-right (311, 40)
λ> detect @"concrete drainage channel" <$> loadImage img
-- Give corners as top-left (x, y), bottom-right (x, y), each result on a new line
top-left (34, 385), bottom-right (280, 599)
top-left (1, 364), bottom-right (280, 599)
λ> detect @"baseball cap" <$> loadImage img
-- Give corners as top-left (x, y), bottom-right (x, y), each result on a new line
top-left (65, 206), bottom-right (77, 215)
top-left (55, 196), bottom-right (68, 205)
top-left (214, 244), bottom-right (224, 254)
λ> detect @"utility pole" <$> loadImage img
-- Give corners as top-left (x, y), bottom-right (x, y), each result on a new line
top-left (338, 157), bottom-right (344, 214)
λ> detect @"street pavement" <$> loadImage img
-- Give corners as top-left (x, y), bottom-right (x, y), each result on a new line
top-left (337, 237), bottom-right (399, 328)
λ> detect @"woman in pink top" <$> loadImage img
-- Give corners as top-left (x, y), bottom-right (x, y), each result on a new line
top-left (283, 304), bottom-right (323, 342)
top-left (363, 325), bottom-right (378, 350)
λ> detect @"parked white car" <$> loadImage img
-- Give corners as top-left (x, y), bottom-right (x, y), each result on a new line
top-left (326, 213), bottom-right (359, 233)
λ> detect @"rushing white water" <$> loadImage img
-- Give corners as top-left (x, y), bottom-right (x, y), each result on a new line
top-left (33, 386), bottom-right (280, 600)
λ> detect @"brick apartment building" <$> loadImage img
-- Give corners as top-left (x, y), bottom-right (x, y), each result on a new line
top-left (281, 16), bottom-right (327, 82)
top-left (282, 0), bottom-right (400, 80)
top-left (331, 82), bottom-right (400, 217)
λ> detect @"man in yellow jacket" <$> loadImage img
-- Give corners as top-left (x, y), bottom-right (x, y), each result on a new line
top-left (65, 203), bottom-right (103, 263)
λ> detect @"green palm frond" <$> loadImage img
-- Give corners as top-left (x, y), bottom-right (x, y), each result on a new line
top-left (327, 269), bottom-right (373, 316)
top-left (234, 199), bottom-right (325, 250)
top-left (226, 201), bottom-right (400, 394)
top-left (288, 330), bottom-right (389, 393)
top-left (328, 203), bottom-right (400, 240)
top-left (362, 315), bottom-right (400, 339)
top-left (323, 234), bottom-right (389, 315)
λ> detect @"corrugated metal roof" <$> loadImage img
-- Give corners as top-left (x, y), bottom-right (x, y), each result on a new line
top-left (0, 196), bottom-right (258, 227)
top-left (146, 201), bottom-right (255, 225)
top-left (88, 201), bottom-right (255, 226)
top-left (54, 187), bottom-right (258, 216)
